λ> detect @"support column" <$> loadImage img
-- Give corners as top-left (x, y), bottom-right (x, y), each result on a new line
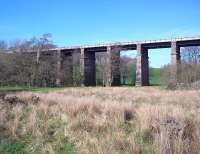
top-left (106, 46), bottom-right (121, 86)
top-left (36, 49), bottom-right (40, 64)
top-left (171, 41), bottom-right (181, 83)
top-left (80, 48), bottom-right (96, 86)
top-left (135, 44), bottom-right (149, 86)
top-left (56, 50), bottom-right (62, 87)
top-left (62, 52), bottom-right (73, 86)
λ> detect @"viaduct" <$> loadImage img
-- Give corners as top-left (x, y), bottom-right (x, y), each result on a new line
top-left (35, 36), bottom-right (200, 87)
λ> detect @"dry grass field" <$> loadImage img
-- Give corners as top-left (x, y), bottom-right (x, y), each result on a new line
top-left (1, 87), bottom-right (200, 154)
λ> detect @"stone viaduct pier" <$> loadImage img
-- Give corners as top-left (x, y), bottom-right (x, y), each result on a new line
top-left (38, 36), bottom-right (200, 87)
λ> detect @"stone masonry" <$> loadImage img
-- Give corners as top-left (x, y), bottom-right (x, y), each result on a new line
top-left (171, 41), bottom-right (181, 83)
top-left (135, 44), bottom-right (149, 86)
top-left (106, 46), bottom-right (121, 86)
top-left (56, 50), bottom-right (73, 87)
top-left (80, 48), bottom-right (96, 86)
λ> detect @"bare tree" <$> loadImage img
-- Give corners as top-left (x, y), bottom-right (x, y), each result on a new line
top-left (0, 34), bottom-right (58, 87)
top-left (179, 47), bottom-right (200, 88)
top-left (181, 47), bottom-right (200, 64)
top-left (96, 52), bottom-right (107, 86)
top-left (161, 46), bottom-right (200, 89)
top-left (120, 56), bottom-right (136, 85)
top-left (0, 40), bottom-right (7, 51)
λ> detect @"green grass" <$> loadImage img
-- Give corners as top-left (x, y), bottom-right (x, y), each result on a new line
top-left (0, 110), bottom-right (75, 154)
top-left (0, 86), bottom-right (65, 93)
top-left (121, 68), bottom-right (162, 86)
top-left (149, 68), bottom-right (161, 86)
top-left (0, 140), bottom-right (26, 154)
top-left (0, 134), bottom-right (75, 154)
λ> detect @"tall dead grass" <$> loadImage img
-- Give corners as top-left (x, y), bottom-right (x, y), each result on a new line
top-left (1, 87), bottom-right (200, 154)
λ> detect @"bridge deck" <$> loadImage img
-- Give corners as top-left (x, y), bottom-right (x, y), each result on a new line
top-left (51, 36), bottom-right (200, 52)
top-left (1, 36), bottom-right (200, 53)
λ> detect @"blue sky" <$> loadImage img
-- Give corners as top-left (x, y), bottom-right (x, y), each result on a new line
top-left (0, 0), bottom-right (200, 67)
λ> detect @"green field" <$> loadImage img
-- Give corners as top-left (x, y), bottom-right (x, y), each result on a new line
top-left (122, 67), bottom-right (162, 86)
top-left (149, 68), bottom-right (161, 86)
top-left (0, 86), bottom-right (65, 93)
